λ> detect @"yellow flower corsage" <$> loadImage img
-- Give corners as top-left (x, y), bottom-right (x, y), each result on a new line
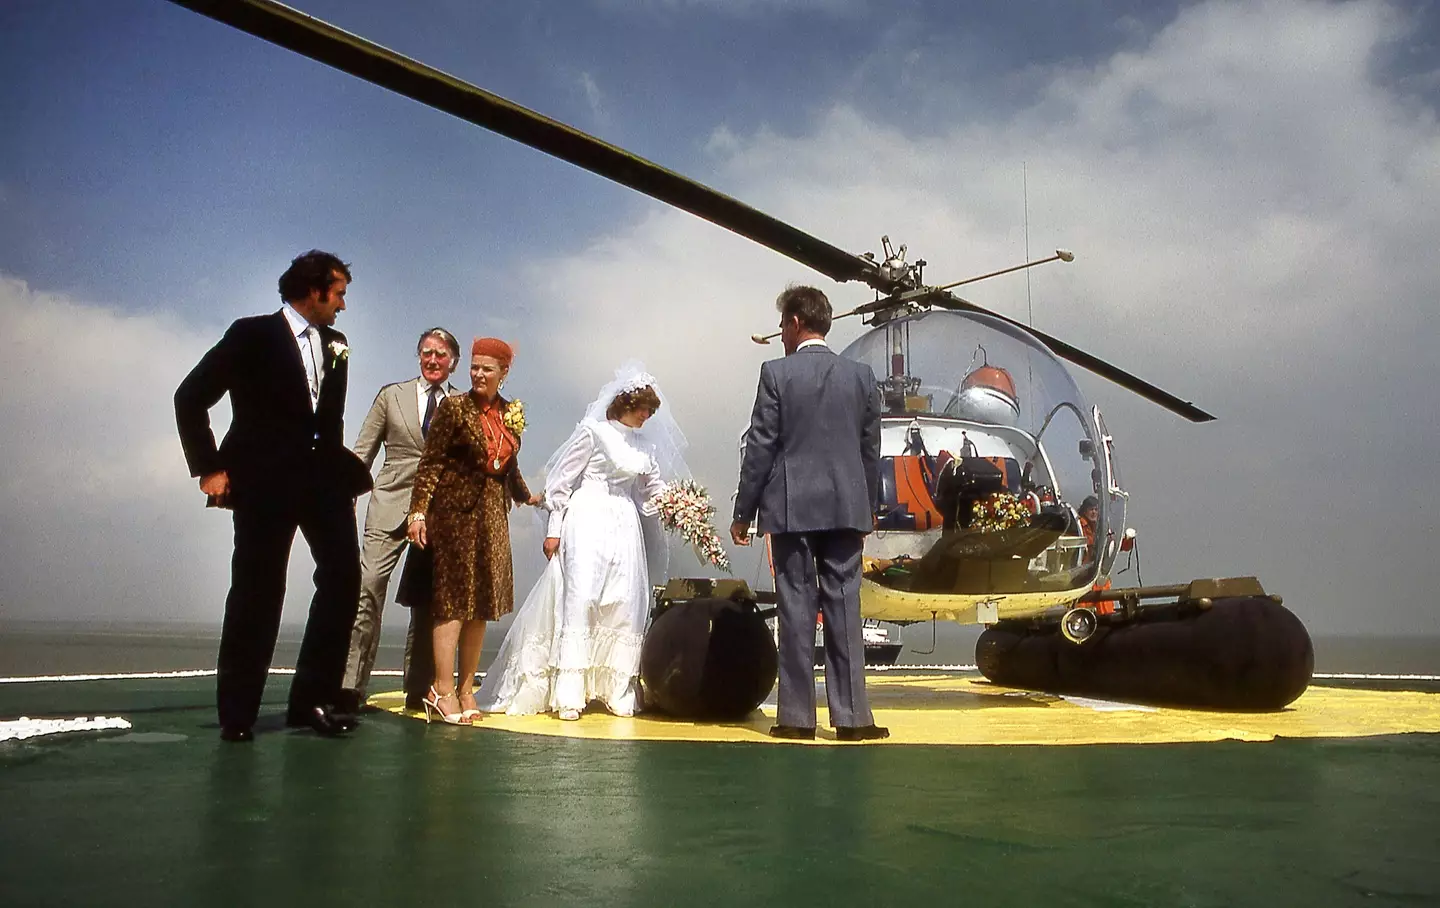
top-left (501, 399), bottom-right (526, 436)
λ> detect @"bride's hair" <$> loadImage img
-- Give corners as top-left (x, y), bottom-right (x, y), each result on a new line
top-left (606, 386), bottom-right (662, 421)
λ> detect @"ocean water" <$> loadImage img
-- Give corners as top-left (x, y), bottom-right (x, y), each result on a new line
top-left (1, 619), bottom-right (1437, 678)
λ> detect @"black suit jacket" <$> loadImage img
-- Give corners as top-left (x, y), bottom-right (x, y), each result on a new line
top-left (175, 311), bottom-right (372, 508)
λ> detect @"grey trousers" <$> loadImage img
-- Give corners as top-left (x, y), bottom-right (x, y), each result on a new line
top-left (343, 523), bottom-right (423, 701)
top-left (771, 529), bottom-right (874, 729)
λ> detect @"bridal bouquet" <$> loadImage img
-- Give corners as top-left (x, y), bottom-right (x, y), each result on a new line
top-left (651, 479), bottom-right (731, 572)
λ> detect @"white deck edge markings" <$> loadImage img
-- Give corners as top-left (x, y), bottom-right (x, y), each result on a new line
top-left (1, 716), bottom-right (132, 741)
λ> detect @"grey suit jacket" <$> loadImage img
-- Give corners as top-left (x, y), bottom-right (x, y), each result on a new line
top-left (733, 345), bottom-right (881, 535)
top-left (354, 378), bottom-right (458, 532)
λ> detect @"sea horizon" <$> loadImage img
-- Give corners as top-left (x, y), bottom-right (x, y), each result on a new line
top-left (3, 617), bottom-right (1437, 678)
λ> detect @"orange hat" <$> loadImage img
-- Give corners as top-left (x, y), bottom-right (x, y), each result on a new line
top-left (471, 337), bottom-right (514, 366)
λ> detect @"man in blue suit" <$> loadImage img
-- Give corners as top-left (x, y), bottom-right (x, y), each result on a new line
top-left (731, 285), bottom-right (889, 741)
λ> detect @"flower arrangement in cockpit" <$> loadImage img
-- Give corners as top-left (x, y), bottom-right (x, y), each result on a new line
top-left (969, 491), bottom-right (1031, 532)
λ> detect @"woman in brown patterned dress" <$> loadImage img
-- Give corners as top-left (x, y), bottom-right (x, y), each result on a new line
top-left (406, 337), bottom-right (538, 724)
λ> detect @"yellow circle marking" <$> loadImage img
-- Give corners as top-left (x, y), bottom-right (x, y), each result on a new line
top-left (376, 675), bottom-right (1440, 746)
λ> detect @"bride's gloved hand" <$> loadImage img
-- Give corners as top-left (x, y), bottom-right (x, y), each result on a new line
top-left (543, 537), bottom-right (560, 560)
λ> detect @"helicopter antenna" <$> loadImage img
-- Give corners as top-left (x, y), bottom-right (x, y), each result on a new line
top-left (1024, 163), bottom-right (1034, 422)
top-left (1024, 162), bottom-right (1033, 326)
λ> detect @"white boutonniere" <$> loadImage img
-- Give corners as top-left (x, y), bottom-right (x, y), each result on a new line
top-left (328, 340), bottom-right (349, 367)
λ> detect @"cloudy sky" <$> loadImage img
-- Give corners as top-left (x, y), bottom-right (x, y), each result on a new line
top-left (2, 0), bottom-right (1437, 638)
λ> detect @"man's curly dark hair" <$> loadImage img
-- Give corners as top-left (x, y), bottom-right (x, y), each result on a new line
top-left (278, 250), bottom-right (352, 303)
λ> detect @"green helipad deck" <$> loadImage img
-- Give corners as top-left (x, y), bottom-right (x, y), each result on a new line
top-left (3, 672), bottom-right (1439, 906)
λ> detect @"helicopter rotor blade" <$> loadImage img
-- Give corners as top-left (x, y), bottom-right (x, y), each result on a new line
top-left (165, 0), bottom-right (1213, 422)
top-left (926, 292), bottom-right (1216, 422)
top-left (163, 0), bottom-right (885, 287)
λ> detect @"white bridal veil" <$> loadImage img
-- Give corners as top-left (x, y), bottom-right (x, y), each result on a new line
top-left (543, 359), bottom-right (692, 484)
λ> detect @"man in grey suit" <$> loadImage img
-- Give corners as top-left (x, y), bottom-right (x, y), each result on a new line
top-left (731, 285), bottom-right (889, 742)
top-left (341, 327), bottom-right (461, 710)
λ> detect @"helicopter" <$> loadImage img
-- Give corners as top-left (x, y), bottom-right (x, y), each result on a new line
top-left (742, 241), bottom-right (1166, 635)
top-left (159, 0), bottom-right (1314, 710)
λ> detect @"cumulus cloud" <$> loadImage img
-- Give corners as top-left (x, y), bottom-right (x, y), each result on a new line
top-left (520, 0), bottom-right (1440, 633)
top-left (0, 277), bottom-right (239, 620)
top-left (577, 71), bottom-right (609, 126)
top-left (0, 281), bottom-right (210, 497)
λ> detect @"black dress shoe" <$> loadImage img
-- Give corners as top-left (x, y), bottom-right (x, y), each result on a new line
top-left (768, 724), bottom-right (816, 740)
top-left (287, 705), bottom-right (353, 737)
top-left (219, 726), bottom-right (254, 743)
top-left (835, 724), bottom-right (890, 742)
top-left (334, 689), bottom-right (363, 714)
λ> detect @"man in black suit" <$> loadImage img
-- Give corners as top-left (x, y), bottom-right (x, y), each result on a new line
top-left (175, 250), bottom-right (372, 742)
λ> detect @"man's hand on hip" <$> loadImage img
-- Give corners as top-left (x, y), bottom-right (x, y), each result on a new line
top-left (199, 470), bottom-right (230, 506)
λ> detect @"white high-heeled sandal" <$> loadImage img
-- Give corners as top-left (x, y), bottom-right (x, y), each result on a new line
top-left (457, 692), bottom-right (481, 722)
top-left (422, 686), bottom-right (471, 726)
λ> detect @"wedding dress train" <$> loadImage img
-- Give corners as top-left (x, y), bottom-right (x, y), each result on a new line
top-left (476, 418), bottom-right (664, 717)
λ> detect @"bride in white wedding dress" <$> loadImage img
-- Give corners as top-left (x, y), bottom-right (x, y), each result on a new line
top-left (476, 362), bottom-right (687, 719)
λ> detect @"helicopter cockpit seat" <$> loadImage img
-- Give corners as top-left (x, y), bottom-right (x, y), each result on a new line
top-left (934, 456), bottom-right (1007, 532)
top-left (875, 454), bottom-right (943, 531)
top-left (979, 456), bottom-right (1022, 494)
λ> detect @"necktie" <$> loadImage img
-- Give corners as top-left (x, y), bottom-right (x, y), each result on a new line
top-left (301, 326), bottom-right (320, 406)
top-left (423, 386), bottom-right (442, 437)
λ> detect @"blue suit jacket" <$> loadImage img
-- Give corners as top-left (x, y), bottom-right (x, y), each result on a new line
top-left (733, 345), bottom-right (881, 535)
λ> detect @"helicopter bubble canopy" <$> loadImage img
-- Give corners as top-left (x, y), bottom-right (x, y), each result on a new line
top-left (841, 309), bottom-right (1115, 593)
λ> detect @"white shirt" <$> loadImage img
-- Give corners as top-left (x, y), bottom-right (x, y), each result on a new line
top-left (415, 378), bottom-right (453, 427)
top-left (796, 337), bottom-right (828, 351)
top-left (281, 302), bottom-right (322, 410)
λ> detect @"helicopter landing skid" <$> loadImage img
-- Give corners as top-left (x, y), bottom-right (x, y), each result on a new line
top-left (1078, 576), bottom-right (1275, 622)
top-left (977, 578), bottom-right (1313, 710)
